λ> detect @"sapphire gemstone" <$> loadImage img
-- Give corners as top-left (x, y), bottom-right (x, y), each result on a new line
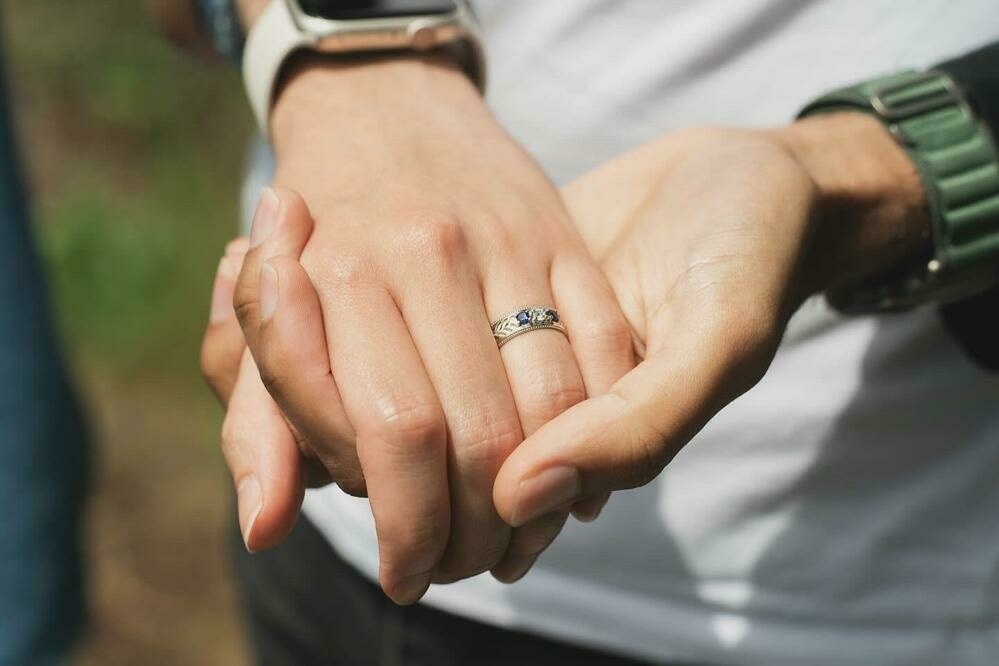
top-left (547, 309), bottom-right (559, 323)
top-left (516, 310), bottom-right (531, 326)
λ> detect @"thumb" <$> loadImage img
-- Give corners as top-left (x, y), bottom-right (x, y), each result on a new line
top-left (494, 338), bottom-right (733, 528)
top-left (235, 186), bottom-right (315, 355)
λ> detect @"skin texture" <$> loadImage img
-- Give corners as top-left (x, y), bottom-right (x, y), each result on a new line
top-left (163, 0), bottom-right (632, 603)
top-left (202, 112), bottom-right (929, 593)
top-left (223, 56), bottom-right (634, 604)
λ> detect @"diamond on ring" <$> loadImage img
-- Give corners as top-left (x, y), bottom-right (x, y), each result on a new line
top-left (491, 306), bottom-right (568, 348)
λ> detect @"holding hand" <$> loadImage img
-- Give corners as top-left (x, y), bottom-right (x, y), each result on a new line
top-left (209, 54), bottom-right (634, 603)
top-left (202, 111), bottom-right (928, 597)
top-left (493, 115), bottom-right (929, 530)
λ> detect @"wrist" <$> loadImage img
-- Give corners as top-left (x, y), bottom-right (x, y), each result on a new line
top-left (270, 52), bottom-right (486, 154)
top-left (771, 112), bottom-right (932, 301)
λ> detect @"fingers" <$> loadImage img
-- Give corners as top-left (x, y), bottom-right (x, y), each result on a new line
top-left (489, 249), bottom-right (636, 581)
top-left (549, 252), bottom-right (635, 398)
top-left (481, 256), bottom-right (587, 583)
top-left (235, 187), bottom-right (362, 494)
top-left (201, 239), bottom-right (250, 405)
top-left (314, 277), bottom-right (450, 605)
top-left (494, 330), bottom-right (732, 527)
top-left (546, 252), bottom-right (632, 532)
top-left (257, 256), bottom-right (363, 495)
top-left (483, 269), bottom-right (586, 438)
top-left (203, 236), bottom-right (306, 550)
top-left (222, 349), bottom-right (305, 552)
top-left (386, 225), bottom-right (521, 581)
top-left (489, 507), bottom-right (571, 584)
top-left (570, 491), bottom-right (611, 523)
top-left (234, 187), bottom-right (314, 353)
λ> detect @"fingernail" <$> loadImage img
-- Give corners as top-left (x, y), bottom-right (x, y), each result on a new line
top-left (510, 466), bottom-right (582, 527)
top-left (249, 187), bottom-right (279, 249)
top-left (209, 258), bottom-right (234, 323)
top-left (389, 571), bottom-right (432, 605)
top-left (237, 476), bottom-right (262, 552)
top-left (260, 262), bottom-right (278, 321)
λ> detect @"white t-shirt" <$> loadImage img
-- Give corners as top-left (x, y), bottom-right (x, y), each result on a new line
top-left (244, 2), bottom-right (999, 664)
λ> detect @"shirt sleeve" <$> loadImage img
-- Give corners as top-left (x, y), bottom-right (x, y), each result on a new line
top-left (935, 41), bottom-right (999, 372)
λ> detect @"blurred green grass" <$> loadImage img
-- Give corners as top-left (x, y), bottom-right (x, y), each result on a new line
top-left (6, 0), bottom-right (251, 384)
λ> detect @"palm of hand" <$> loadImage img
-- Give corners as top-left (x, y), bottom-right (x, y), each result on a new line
top-left (492, 128), bottom-right (820, 520)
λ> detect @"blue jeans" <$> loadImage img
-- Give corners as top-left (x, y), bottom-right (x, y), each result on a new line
top-left (0, 50), bottom-right (88, 666)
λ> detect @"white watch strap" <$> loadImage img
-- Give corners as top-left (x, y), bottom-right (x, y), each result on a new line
top-left (242, 0), bottom-right (313, 138)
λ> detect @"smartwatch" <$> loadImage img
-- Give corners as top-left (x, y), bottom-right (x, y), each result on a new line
top-left (800, 70), bottom-right (999, 313)
top-left (243, 0), bottom-right (485, 137)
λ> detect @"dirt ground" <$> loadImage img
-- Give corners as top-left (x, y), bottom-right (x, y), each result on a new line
top-left (71, 369), bottom-right (248, 665)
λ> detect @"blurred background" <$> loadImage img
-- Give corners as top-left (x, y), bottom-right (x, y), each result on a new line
top-left (4, 0), bottom-right (254, 662)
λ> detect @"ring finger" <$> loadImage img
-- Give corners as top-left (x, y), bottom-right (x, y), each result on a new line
top-left (482, 260), bottom-right (587, 580)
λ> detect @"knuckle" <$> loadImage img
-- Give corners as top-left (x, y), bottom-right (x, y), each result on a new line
top-left (379, 517), bottom-right (448, 576)
top-left (371, 399), bottom-right (446, 449)
top-left (314, 255), bottom-right (371, 292)
top-left (256, 346), bottom-right (290, 399)
top-left (520, 371), bottom-right (586, 422)
top-left (397, 213), bottom-right (466, 264)
top-left (454, 411), bottom-right (523, 464)
top-left (480, 214), bottom-right (529, 263)
top-left (231, 268), bottom-right (258, 323)
top-left (548, 381), bottom-right (587, 415)
top-left (578, 311), bottom-right (633, 357)
top-left (257, 363), bottom-right (284, 399)
top-left (233, 297), bottom-right (259, 331)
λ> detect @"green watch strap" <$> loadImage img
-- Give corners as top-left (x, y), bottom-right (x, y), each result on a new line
top-left (800, 70), bottom-right (999, 311)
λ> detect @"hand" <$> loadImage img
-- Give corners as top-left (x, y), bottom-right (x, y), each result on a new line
top-left (226, 55), bottom-right (634, 602)
top-left (491, 114), bottom-right (929, 529)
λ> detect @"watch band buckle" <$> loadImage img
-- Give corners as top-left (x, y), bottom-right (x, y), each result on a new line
top-left (869, 71), bottom-right (961, 121)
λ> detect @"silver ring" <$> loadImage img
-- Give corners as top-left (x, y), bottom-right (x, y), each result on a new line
top-left (490, 306), bottom-right (567, 349)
